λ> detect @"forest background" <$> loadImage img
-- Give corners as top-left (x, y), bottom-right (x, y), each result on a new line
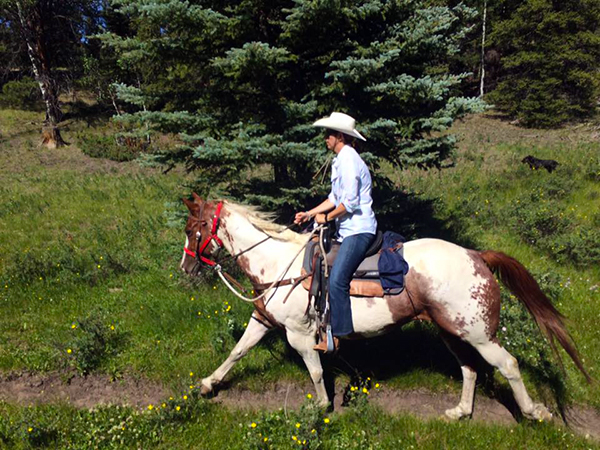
top-left (1, 0), bottom-right (600, 449)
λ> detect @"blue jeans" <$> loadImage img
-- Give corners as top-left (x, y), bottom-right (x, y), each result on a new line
top-left (329, 232), bottom-right (375, 336)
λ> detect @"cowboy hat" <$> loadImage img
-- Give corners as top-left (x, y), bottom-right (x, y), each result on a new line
top-left (312, 112), bottom-right (366, 141)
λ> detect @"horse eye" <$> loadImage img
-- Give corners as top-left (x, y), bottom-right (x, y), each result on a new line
top-left (185, 229), bottom-right (192, 236)
top-left (200, 220), bottom-right (208, 227)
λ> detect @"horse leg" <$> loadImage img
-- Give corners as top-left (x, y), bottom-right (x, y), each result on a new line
top-left (285, 329), bottom-right (329, 407)
top-left (473, 341), bottom-right (552, 421)
top-left (200, 313), bottom-right (271, 395)
top-left (439, 332), bottom-right (478, 420)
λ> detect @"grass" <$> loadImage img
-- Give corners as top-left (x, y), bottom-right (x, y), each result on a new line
top-left (0, 396), bottom-right (598, 449)
top-left (1, 107), bottom-right (600, 448)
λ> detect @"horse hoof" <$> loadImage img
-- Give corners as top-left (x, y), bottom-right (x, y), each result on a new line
top-left (200, 381), bottom-right (213, 396)
top-left (445, 407), bottom-right (469, 421)
top-left (532, 404), bottom-right (553, 421)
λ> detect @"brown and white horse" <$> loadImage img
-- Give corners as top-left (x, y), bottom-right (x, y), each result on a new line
top-left (180, 195), bottom-right (590, 420)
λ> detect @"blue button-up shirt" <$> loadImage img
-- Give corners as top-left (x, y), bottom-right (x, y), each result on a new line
top-left (327, 145), bottom-right (377, 239)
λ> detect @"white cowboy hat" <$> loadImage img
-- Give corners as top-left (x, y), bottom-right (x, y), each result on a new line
top-left (312, 112), bottom-right (367, 141)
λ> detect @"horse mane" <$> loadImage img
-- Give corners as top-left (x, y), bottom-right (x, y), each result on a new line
top-left (223, 201), bottom-right (307, 245)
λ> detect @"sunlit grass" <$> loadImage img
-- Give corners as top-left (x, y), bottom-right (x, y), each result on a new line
top-left (1, 110), bottom-right (600, 447)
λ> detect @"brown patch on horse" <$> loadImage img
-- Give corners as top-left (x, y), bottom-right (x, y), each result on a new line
top-left (467, 250), bottom-right (501, 339)
top-left (253, 298), bottom-right (283, 329)
top-left (237, 255), bottom-right (261, 285)
top-left (385, 269), bottom-right (430, 325)
top-left (397, 269), bottom-right (474, 338)
top-left (480, 250), bottom-right (593, 382)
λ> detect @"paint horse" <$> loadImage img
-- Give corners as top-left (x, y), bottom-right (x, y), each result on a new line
top-left (180, 196), bottom-right (590, 421)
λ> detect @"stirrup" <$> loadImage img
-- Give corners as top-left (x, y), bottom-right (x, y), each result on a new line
top-left (326, 324), bottom-right (335, 353)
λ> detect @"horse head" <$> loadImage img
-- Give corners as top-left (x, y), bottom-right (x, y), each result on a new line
top-left (180, 193), bottom-right (225, 274)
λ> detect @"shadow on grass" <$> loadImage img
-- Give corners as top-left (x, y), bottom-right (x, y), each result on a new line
top-left (187, 184), bottom-right (567, 420)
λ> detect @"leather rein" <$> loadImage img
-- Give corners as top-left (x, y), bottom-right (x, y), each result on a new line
top-left (183, 202), bottom-right (311, 325)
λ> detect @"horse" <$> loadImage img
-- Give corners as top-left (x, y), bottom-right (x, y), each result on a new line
top-left (180, 195), bottom-right (590, 421)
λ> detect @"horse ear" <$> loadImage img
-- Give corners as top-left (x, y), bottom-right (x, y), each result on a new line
top-left (192, 192), bottom-right (204, 203)
top-left (182, 197), bottom-right (195, 211)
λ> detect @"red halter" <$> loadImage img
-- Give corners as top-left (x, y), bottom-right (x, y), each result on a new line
top-left (184, 201), bottom-right (224, 267)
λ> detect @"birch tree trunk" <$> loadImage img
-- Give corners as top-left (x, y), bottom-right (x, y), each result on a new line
top-left (479, 0), bottom-right (487, 98)
top-left (16, 0), bottom-right (65, 148)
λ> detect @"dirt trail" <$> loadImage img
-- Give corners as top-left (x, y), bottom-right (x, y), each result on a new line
top-left (0, 372), bottom-right (598, 440)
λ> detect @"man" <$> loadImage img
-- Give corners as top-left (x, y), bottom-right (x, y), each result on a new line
top-left (295, 112), bottom-right (377, 352)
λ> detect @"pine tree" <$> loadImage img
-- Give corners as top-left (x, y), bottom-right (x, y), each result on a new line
top-left (101, 0), bottom-right (485, 215)
top-left (489, 0), bottom-right (600, 128)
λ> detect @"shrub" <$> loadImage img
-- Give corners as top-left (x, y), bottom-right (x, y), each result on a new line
top-left (77, 133), bottom-right (146, 162)
top-left (0, 77), bottom-right (43, 110)
top-left (67, 309), bottom-right (127, 375)
top-left (240, 397), bottom-right (326, 450)
top-left (552, 227), bottom-right (600, 267)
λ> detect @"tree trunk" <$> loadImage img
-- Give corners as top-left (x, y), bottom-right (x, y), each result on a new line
top-left (16, 1), bottom-right (65, 148)
top-left (479, 0), bottom-right (487, 98)
top-left (274, 163), bottom-right (289, 185)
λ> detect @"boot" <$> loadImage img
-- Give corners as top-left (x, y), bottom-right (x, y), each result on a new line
top-left (313, 335), bottom-right (339, 353)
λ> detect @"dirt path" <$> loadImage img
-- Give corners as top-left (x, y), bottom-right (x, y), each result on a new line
top-left (1, 372), bottom-right (598, 440)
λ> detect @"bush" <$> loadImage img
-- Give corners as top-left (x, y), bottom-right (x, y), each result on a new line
top-left (67, 309), bottom-right (127, 375)
top-left (77, 133), bottom-right (146, 162)
top-left (0, 77), bottom-right (43, 110)
top-left (240, 398), bottom-right (326, 450)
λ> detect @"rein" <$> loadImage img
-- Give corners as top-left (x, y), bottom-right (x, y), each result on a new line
top-left (184, 201), bottom-right (318, 303)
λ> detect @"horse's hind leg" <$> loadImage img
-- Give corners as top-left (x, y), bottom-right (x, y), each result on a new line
top-left (200, 313), bottom-right (271, 395)
top-left (440, 332), bottom-right (478, 420)
top-left (473, 341), bottom-right (552, 421)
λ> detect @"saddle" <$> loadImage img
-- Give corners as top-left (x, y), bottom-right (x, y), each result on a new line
top-left (300, 230), bottom-right (386, 298)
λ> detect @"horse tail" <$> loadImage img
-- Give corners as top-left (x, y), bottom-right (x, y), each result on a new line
top-left (479, 250), bottom-right (592, 383)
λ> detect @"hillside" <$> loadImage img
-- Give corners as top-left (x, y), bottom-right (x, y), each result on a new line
top-left (1, 108), bottom-right (599, 449)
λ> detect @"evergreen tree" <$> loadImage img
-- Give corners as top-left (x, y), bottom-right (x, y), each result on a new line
top-left (101, 0), bottom-right (485, 215)
top-left (489, 0), bottom-right (600, 127)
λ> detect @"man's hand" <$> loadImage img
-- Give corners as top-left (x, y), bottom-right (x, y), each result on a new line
top-left (294, 211), bottom-right (311, 224)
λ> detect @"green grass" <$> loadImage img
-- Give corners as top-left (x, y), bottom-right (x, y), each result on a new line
top-left (1, 396), bottom-right (598, 449)
top-left (1, 108), bottom-right (600, 448)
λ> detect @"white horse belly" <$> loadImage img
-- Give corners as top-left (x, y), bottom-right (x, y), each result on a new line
top-left (351, 297), bottom-right (395, 337)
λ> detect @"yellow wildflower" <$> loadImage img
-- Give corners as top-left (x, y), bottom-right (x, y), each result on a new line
top-left (324, 418), bottom-right (330, 424)
top-left (306, 393), bottom-right (312, 399)
top-left (147, 404), bottom-right (154, 410)
top-left (295, 422), bottom-right (301, 428)
top-left (251, 422), bottom-right (257, 428)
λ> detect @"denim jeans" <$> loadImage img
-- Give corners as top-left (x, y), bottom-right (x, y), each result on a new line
top-left (329, 232), bottom-right (375, 336)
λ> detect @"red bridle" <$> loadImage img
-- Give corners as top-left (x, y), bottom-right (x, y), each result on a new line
top-left (183, 201), bottom-right (224, 267)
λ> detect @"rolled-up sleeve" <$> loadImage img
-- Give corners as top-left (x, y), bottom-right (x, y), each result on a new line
top-left (328, 190), bottom-right (336, 204)
top-left (339, 157), bottom-right (360, 213)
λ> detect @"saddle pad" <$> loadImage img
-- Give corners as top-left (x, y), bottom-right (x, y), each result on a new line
top-left (300, 268), bottom-right (384, 297)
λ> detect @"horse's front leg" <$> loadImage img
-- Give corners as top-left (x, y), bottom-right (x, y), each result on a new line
top-left (200, 312), bottom-right (271, 395)
top-left (285, 329), bottom-right (329, 407)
